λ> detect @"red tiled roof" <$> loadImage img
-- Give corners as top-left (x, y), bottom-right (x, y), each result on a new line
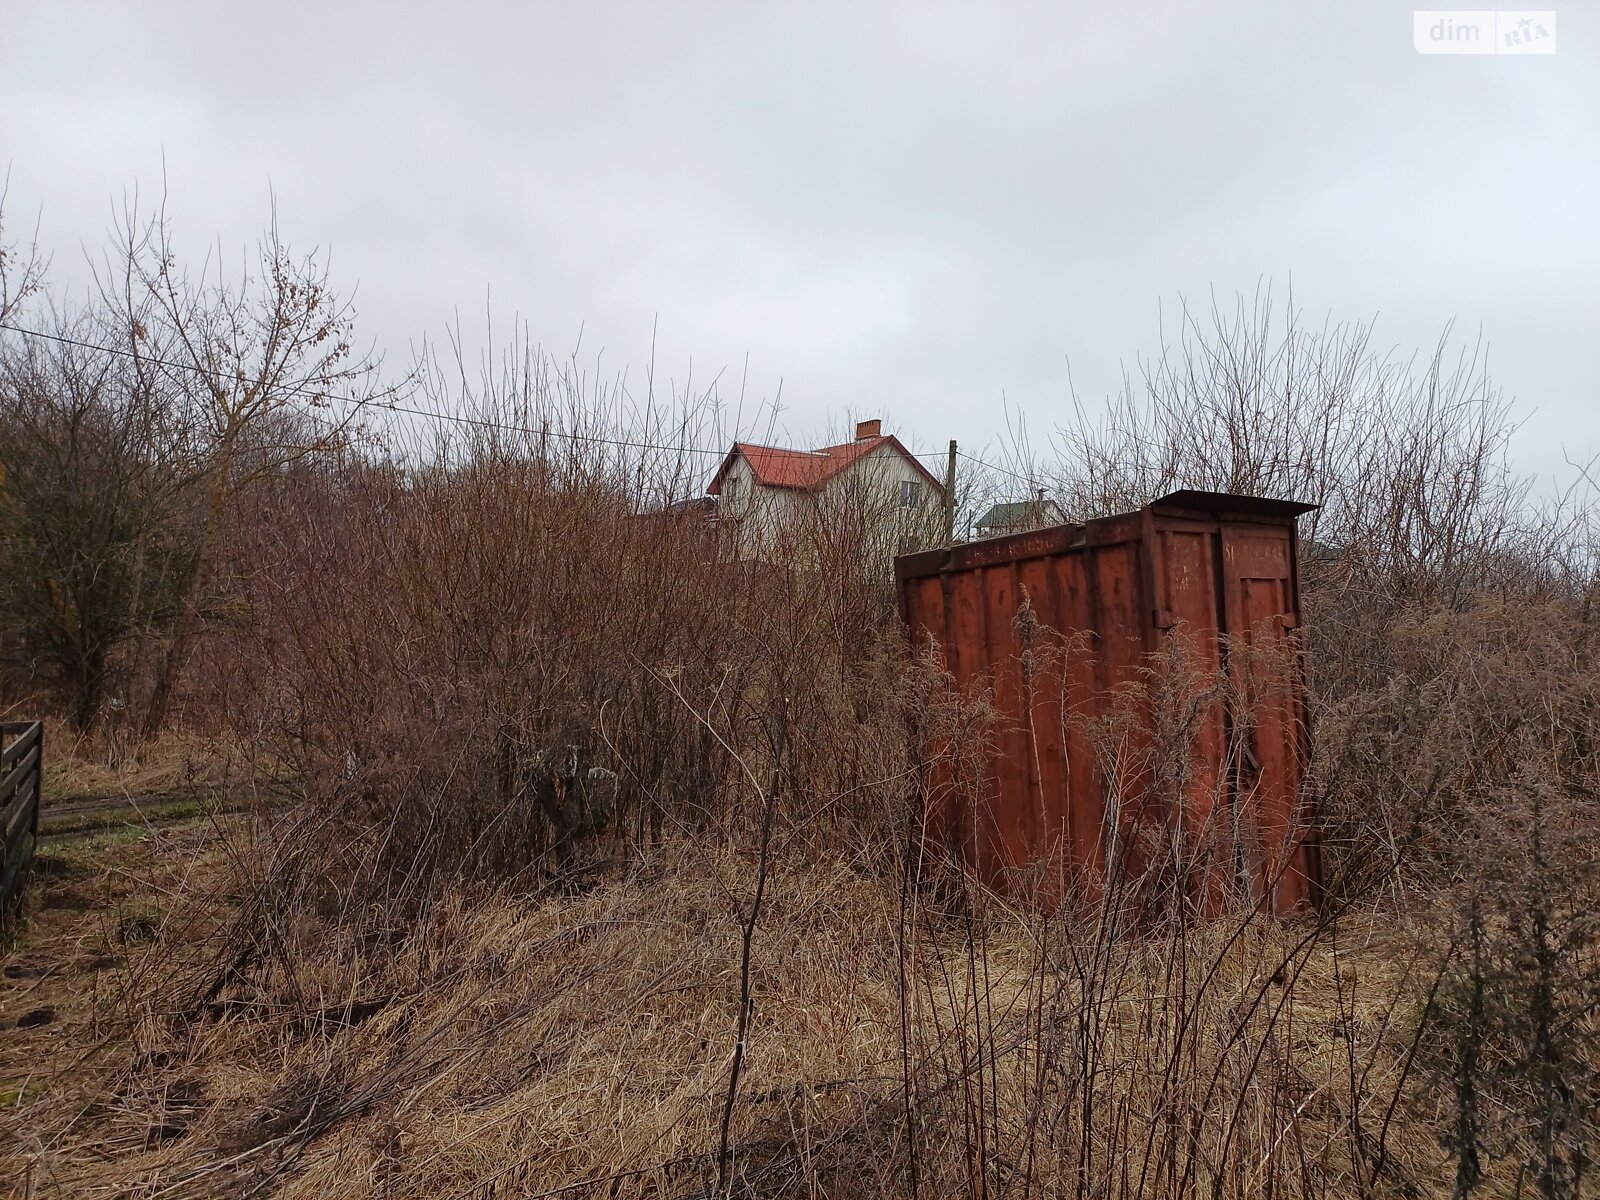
top-left (707, 435), bottom-right (945, 497)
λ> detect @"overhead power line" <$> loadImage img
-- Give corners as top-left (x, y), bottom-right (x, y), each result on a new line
top-left (0, 320), bottom-right (1054, 487)
top-left (0, 321), bottom-right (736, 459)
top-left (956, 450), bottom-right (1046, 486)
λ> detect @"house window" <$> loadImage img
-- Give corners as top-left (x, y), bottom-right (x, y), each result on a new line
top-left (725, 475), bottom-right (742, 507)
top-left (900, 479), bottom-right (921, 508)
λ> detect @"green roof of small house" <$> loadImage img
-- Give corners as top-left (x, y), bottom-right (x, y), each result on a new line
top-left (977, 500), bottom-right (1065, 529)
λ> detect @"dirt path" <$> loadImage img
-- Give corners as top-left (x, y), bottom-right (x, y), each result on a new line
top-left (38, 788), bottom-right (235, 841)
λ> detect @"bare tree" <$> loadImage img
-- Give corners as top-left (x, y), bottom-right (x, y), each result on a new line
top-left (0, 308), bottom-right (194, 728)
top-left (92, 198), bottom-right (393, 736)
top-left (0, 175), bottom-right (45, 327)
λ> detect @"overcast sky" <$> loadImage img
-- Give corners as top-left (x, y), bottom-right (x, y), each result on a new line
top-left (3, 1), bottom-right (1596, 489)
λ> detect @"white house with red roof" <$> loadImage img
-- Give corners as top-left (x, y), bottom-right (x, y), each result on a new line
top-left (706, 419), bottom-right (946, 561)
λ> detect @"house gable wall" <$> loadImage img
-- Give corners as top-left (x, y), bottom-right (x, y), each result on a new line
top-left (724, 440), bottom-right (942, 562)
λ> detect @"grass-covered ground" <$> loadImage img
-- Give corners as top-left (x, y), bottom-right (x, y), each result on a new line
top-left (2, 791), bottom-right (1460, 1200)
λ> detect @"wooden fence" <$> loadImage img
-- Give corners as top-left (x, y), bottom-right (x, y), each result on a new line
top-left (1, 721), bottom-right (42, 909)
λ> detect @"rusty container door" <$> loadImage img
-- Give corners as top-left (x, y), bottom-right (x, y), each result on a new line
top-left (1217, 512), bottom-right (1319, 916)
top-left (1147, 493), bottom-right (1320, 917)
top-left (896, 490), bottom-right (1319, 918)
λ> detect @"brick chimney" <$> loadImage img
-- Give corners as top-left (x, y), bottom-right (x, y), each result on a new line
top-left (855, 418), bottom-right (882, 441)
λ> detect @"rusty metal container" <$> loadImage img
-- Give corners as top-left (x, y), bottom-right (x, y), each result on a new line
top-left (894, 490), bottom-right (1320, 917)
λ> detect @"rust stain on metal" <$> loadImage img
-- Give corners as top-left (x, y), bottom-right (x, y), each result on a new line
top-left (895, 490), bottom-right (1321, 918)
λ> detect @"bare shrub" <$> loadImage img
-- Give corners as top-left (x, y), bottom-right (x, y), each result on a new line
top-left (0, 310), bottom-right (198, 730)
top-left (1047, 287), bottom-right (1543, 594)
top-left (0, 199), bottom-right (385, 739)
top-left (1421, 757), bottom-right (1600, 1198)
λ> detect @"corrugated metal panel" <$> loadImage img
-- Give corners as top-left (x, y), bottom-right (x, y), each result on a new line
top-left (895, 492), bottom-right (1319, 918)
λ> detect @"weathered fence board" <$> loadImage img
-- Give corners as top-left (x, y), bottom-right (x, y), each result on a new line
top-left (0, 721), bottom-right (43, 909)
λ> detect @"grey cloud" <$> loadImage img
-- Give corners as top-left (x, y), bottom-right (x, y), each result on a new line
top-left (2, 0), bottom-right (1595, 482)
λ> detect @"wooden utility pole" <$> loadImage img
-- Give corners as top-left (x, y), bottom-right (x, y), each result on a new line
top-left (943, 439), bottom-right (958, 545)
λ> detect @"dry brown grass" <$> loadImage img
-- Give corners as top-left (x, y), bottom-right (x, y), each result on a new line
top-left (2, 813), bottom-right (1463, 1200)
top-left (1, 821), bottom-right (237, 1187)
top-left (2, 824), bottom-right (905, 1198)
top-left (36, 723), bottom-right (249, 804)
